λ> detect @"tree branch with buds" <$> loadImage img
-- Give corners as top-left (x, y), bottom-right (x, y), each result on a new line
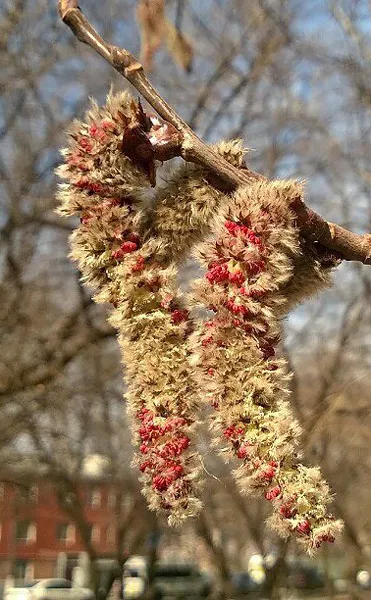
top-left (58, 0), bottom-right (371, 265)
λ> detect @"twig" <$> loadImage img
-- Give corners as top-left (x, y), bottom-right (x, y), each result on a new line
top-left (58, 0), bottom-right (371, 265)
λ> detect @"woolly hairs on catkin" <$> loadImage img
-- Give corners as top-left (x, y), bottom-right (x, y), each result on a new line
top-left (189, 181), bottom-right (343, 554)
top-left (56, 90), bottom-right (203, 525)
top-left (149, 140), bottom-right (247, 262)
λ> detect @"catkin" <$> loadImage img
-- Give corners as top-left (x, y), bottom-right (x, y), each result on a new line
top-left (189, 181), bottom-right (343, 553)
top-left (56, 91), bottom-right (201, 525)
top-left (148, 140), bottom-right (247, 262)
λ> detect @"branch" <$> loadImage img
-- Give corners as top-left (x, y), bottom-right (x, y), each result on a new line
top-left (58, 0), bottom-right (371, 265)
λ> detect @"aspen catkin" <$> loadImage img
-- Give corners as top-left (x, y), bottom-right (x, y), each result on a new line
top-left (190, 181), bottom-right (343, 553)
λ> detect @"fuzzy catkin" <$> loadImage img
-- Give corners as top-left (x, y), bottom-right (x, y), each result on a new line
top-left (149, 140), bottom-right (247, 262)
top-left (282, 238), bottom-right (338, 311)
top-left (56, 91), bottom-right (202, 525)
top-left (56, 88), bottom-right (343, 549)
top-left (189, 181), bottom-right (343, 553)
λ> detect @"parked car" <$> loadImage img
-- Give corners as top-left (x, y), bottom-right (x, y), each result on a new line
top-left (152, 563), bottom-right (211, 600)
top-left (123, 556), bottom-right (147, 599)
top-left (4, 579), bottom-right (94, 600)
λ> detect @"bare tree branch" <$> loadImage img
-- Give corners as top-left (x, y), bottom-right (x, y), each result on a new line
top-left (58, 0), bottom-right (371, 264)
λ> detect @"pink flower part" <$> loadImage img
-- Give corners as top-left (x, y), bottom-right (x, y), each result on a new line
top-left (279, 499), bottom-right (298, 519)
top-left (225, 299), bottom-right (250, 316)
top-left (112, 241), bottom-right (138, 260)
top-left (152, 463), bottom-right (184, 491)
top-left (223, 425), bottom-right (245, 440)
top-left (68, 152), bottom-right (90, 171)
top-left (296, 520), bottom-right (312, 536)
top-left (201, 336), bottom-right (214, 347)
top-left (78, 137), bottom-right (94, 153)
top-left (101, 120), bottom-right (115, 131)
top-left (171, 309), bottom-right (189, 324)
top-left (258, 464), bottom-right (276, 482)
top-left (75, 178), bottom-right (108, 195)
top-left (158, 436), bottom-right (190, 458)
top-left (265, 485), bottom-right (282, 500)
top-left (131, 256), bottom-right (145, 272)
top-left (206, 263), bottom-right (230, 284)
top-left (224, 220), bottom-right (263, 247)
top-left (236, 443), bottom-right (251, 459)
top-left (228, 270), bottom-right (246, 285)
top-left (137, 408), bottom-right (191, 494)
top-left (89, 122), bottom-right (109, 142)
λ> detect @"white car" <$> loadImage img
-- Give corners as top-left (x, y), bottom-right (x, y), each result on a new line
top-left (4, 579), bottom-right (94, 600)
top-left (123, 557), bottom-right (147, 599)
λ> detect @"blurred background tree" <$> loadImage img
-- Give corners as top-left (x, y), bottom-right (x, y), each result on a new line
top-left (1, 0), bottom-right (371, 597)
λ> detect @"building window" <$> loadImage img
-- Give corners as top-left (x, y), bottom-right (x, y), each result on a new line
top-left (91, 524), bottom-right (100, 543)
top-left (57, 523), bottom-right (75, 545)
top-left (106, 525), bottom-right (116, 545)
top-left (24, 562), bottom-right (34, 582)
top-left (15, 521), bottom-right (36, 544)
top-left (13, 559), bottom-right (28, 580)
top-left (87, 488), bottom-right (101, 508)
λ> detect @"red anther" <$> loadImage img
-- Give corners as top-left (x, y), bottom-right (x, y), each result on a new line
top-left (127, 232), bottom-right (140, 244)
top-left (232, 318), bottom-right (243, 327)
top-left (259, 465), bottom-right (276, 481)
top-left (78, 137), bottom-right (94, 152)
top-left (112, 241), bottom-right (138, 259)
top-left (296, 520), bottom-right (312, 536)
top-left (225, 299), bottom-right (250, 317)
top-left (75, 178), bottom-right (106, 194)
top-left (206, 263), bottom-right (229, 284)
top-left (236, 444), bottom-right (251, 459)
top-left (229, 271), bottom-right (245, 285)
top-left (265, 486), bottom-right (281, 501)
top-left (101, 120), bottom-right (115, 131)
top-left (89, 123), bottom-right (107, 141)
top-left (267, 364), bottom-right (279, 371)
top-left (223, 425), bottom-right (245, 439)
top-left (132, 256), bottom-right (145, 272)
top-left (279, 503), bottom-right (296, 519)
top-left (171, 309), bottom-right (189, 324)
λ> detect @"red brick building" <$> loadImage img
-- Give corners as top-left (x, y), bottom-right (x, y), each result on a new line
top-left (0, 478), bottom-right (123, 581)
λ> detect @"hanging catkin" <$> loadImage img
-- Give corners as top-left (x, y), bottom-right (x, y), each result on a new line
top-left (56, 91), bottom-right (201, 525)
top-left (189, 181), bottom-right (343, 553)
